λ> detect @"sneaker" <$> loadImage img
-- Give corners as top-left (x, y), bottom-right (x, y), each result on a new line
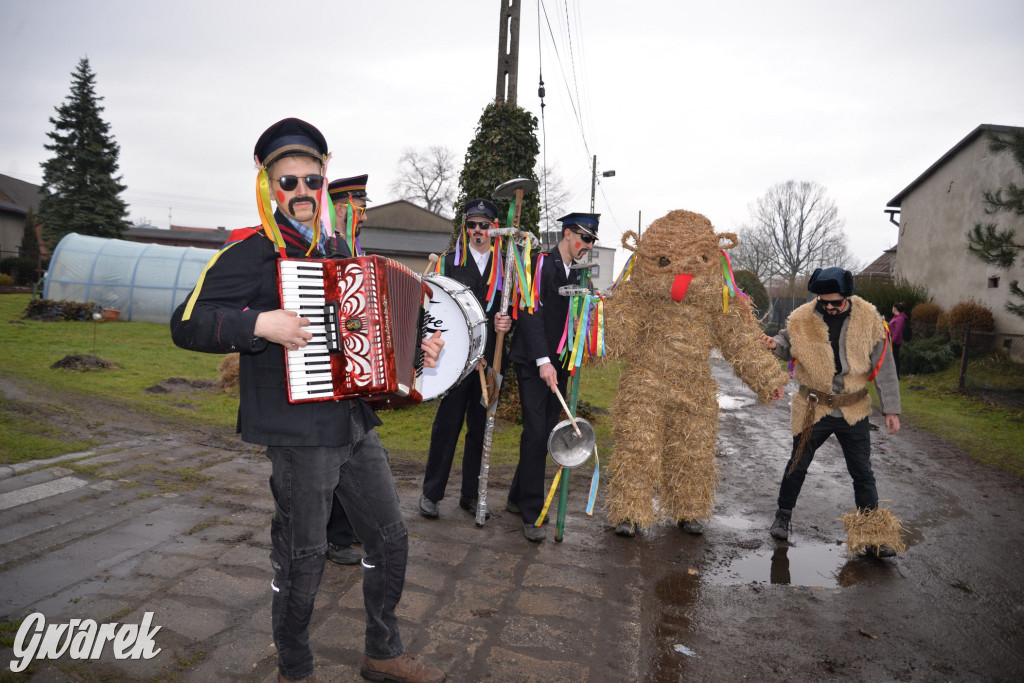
top-left (459, 495), bottom-right (490, 520)
top-left (869, 544), bottom-right (897, 559)
top-left (360, 652), bottom-right (445, 683)
top-left (326, 543), bottom-right (361, 565)
top-left (418, 494), bottom-right (439, 518)
top-left (678, 519), bottom-right (704, 535)
top-left (769, 508), bottom-right (792, 541)
top-left (614, 521), bottom-right (636, 537)
top-left (523, 522), bottom-right (547, 542)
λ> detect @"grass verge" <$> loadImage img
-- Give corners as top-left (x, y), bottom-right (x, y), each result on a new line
top-left (2, 293), bottom-right (1021, 477)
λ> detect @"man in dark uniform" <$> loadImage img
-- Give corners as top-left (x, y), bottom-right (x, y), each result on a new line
top-left (170, 118), bottom-right (445, 683)
top-left (419, 199), bottom-right (512, 519)
top-left (323, 174), bottom-right (370, 566)
top-left (325, 173), bottom-right (369, 258)
top-left (508, 212), bottom-right (598, 542)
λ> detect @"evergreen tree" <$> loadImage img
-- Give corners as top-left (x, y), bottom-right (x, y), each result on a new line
top-left (38, 57), bottom-right (130, 244)
top-left (966, 131), bottom-right (1024, 318)
top-left (21, 207), bottom-right (41, 261)
top-left (733, 269), bottom-right (770, 314)
top-left (453, 101), bottom-right (540, 242)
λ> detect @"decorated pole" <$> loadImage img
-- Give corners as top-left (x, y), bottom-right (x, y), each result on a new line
top-left (554, 265), bottom-right (593, 541)
top-left (475, 177), bottom-right (538, 527)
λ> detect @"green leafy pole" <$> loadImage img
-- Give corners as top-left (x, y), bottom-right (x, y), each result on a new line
top-left (966, 131), bottom-right (1024, 318)
top-left (38, 57), bottom-right (131, 245)
top-left (453, 101), bottom-right (540, 240)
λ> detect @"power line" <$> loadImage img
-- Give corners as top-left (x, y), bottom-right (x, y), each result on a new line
top-left (538, 0), bottom-right (591, 161)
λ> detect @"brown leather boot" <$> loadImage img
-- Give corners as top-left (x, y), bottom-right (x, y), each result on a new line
top-left (360, 652), bottom-right (445, 683)
top-left (278, 672), bottom-right (318, 683)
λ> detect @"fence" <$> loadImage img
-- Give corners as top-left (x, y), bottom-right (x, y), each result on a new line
top-left (0, 248), bottom-right (46, 287)
top-left (762, 297), bottom-right (804, 335)
top-left (957, 324), bottom-right (1024, 410)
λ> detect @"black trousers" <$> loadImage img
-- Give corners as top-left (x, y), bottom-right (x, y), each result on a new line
top-left (510, 362), bottom-right (569, 525)
top-left (421, 370), bottom-right (487, 503)
top-left (777, 415), bottom-right (878, 512)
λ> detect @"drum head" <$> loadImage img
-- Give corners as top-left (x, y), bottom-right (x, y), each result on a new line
top-left (547, 417), bottom-right (596, 468)
top-left (420, 275), bottom-right (487, 401)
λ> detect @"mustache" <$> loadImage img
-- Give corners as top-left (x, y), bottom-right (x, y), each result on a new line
top-left (289, 197), bottom-right (316, 213)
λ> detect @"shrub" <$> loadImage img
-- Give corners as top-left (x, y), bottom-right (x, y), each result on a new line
top-left (910, 301), bottom-right (944, 339)
top-left (0, 273), bottom-right (14, 286)
top-left (23, 298), bottom-right (102, 322)
top-left (733, 269), bottom-right (770, 314)
top-left (855, 277), bottom-right (929, 323)
top-left (900, 336), bottom-right (959, 374)
top-left (947, 298), bottom-right (996, 355)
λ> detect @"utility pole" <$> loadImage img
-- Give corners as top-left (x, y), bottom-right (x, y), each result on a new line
top-left (495, 0), bottom-right (521, 105)
top-left (590, 155), bottom-right (616, 213)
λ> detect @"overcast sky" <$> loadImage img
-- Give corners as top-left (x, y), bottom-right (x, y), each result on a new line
top-left (2, 0), bottom-right (1022, 273)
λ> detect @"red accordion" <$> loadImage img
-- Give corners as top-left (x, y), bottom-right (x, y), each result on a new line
top-left (278, 256), bottom-right (431, 404)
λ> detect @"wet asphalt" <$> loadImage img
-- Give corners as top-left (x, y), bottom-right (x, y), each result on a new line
top-left (1, 359), bottom-right (1022, 681)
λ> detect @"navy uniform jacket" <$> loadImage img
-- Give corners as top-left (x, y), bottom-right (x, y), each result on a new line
top-left (440, 249), bottom-right (504, 364)
top-left (170, 209), bottom-right (379, 446)
top-left (509, 247), bottom-right (580, 368)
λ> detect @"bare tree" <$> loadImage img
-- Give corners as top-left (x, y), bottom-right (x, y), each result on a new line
top-left (536, 164), bottom-right (572, 248)
top-left (390, 146), bottom-right (458, 216)
top-left (746, 180), bottom-right (848, 297)
top-left (731, 224), bottom-right (779, 284)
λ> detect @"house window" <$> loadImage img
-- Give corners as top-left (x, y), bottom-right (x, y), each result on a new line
top-left (988, 276), bottom-right (1000, 288)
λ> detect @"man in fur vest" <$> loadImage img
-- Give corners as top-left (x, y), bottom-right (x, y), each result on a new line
top-left (759, 267), bottom-right (901, 557)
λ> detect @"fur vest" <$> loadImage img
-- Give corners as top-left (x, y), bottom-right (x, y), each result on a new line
top-left (787, 295), bottom-right (886, 433)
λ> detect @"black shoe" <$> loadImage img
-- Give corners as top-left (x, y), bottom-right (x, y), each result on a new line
top-left (505, 499), bottom-right (520, 514)
top-left (869, 544), bottom-right (897, 558)
top-left (459, 495), bottom-right (490, 520)
top-left (678, 519), bottom-right (704, 535)
top-left (770, 508), bottom-right (792, 541)
top-left (523, 522), bottom-right (546, 542)
top-left (326, 543), bottom-right (361, 565)
top-left (419, 494), bottom-right (439, 518)
top-left (615, 521), bottom-right (636, 537)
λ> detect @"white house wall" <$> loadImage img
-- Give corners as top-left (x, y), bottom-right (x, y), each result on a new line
top-left (894, 133), bottom-right (1024, 335)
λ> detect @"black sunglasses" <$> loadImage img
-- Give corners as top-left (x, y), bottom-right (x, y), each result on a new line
top-left (571, 229), bottom-right (596, 244)
top-left (466, 220), bottom-right (491, 230)
top-left (818, 297), bottom-right (847, 309)
top-left (273, 174), bottom-right (324, 191)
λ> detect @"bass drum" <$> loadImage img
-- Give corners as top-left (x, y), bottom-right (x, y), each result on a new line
top-left (420, 275), bottom-right (488, 400)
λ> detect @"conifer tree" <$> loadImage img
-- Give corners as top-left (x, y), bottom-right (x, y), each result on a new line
top-left (21, 207), bottom-right (41, 261)
top-left (966, 131), bottom-right (1024, 318)
top-left (453, 101), bottom-right (540, 239)
top-left (38, 57), bottom-right (130, 244)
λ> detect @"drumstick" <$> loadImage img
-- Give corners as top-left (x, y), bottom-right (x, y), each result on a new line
top-left (478, 364), bottom-right (489, 405)
top-left (423, 253), bottom-right (439, 275)
top-left (551, 383), bottom-right (582, 436)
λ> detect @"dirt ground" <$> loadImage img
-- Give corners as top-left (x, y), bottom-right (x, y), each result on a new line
top-left (2, 360), bottom-right (1023, 681)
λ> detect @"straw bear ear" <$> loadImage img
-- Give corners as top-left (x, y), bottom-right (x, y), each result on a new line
top-left (622, 230), bottom-right (641, 253)
top-left (717, 232), bottom-right (739, 251)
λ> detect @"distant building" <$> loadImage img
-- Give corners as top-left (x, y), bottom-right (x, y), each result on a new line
top-left (126, 199), bottom-right (616, 288)
top-left (886, 123), bottom-right (1024, 334)
top-left (0, 173), bottom-right (43, 259)
top-left (858, 247), bottom-right (896, 282)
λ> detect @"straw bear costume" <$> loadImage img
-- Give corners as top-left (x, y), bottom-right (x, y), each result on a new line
top-left (604, 210), bottom-right (788, 530)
